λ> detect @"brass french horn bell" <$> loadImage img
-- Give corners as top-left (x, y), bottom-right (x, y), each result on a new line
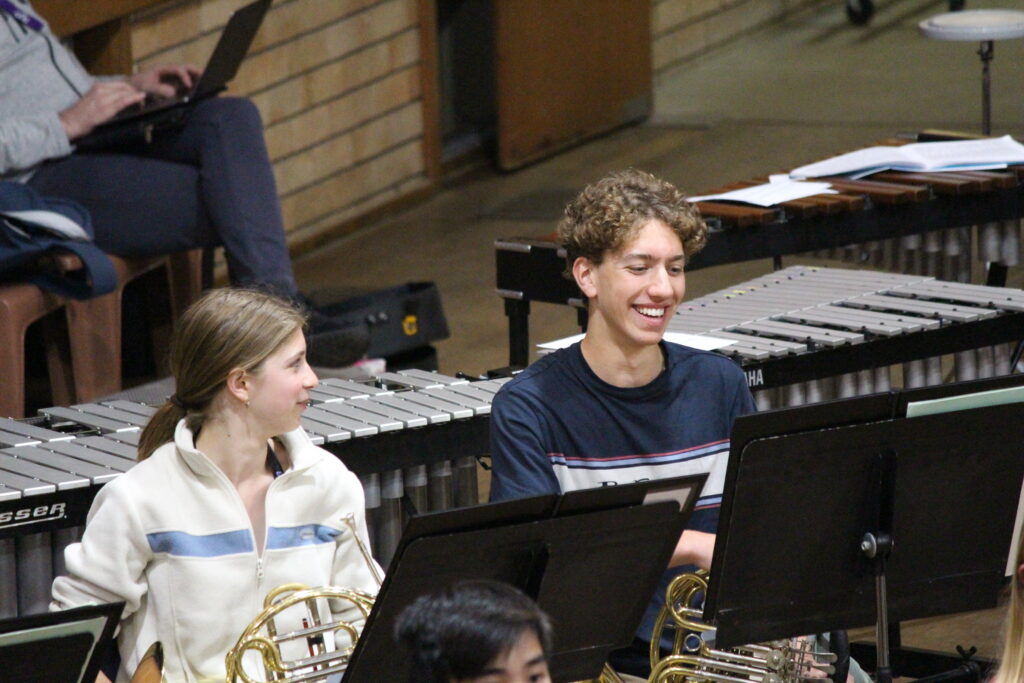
top-left (647, 570), bottom-right (838, 683)
top-left (225, 515), bottom-right (382, 683)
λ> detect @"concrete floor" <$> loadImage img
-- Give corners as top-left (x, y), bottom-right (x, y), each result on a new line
top-left (293, 0), bottom-right (1020, 670)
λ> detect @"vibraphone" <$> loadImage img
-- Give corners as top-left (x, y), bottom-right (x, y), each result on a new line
top-left (670, 265), bottom-right (1024, 408)
top-left (496, 137), bottom-right (1024, 367)
top-left (0, 369), bottom-right (507, 618)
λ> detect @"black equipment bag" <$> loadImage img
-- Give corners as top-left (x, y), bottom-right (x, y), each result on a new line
top-left (316, 281), bottom-right (450, 359)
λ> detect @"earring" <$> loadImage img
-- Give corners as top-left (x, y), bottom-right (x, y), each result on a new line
top-left (245, 400), bottom-right (250, 408)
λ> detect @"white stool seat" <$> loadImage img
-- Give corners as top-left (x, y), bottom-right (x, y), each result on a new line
top-left (919, 9), bottom-right (1024, 42)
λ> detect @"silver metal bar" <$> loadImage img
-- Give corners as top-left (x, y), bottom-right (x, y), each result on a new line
top-left (453, 456), bottom-right (479, 508)
top-left (376, 469), bottom-right (404, 568)
top-left (39, 407), bottom-right (138, 433)
top-left (0, 470), bottom-right (55, 497)
top-left (370, 395), bottom-right (451, 424)
top-left (403, 464), bottom-right (429, 516)
top-left (0, 452), bottom-right (90, 489)
top-left (393, 392), bottom-right (474, 420)
top-left (397, 369), bottom-right (468, 386)
top-left (422, 388), bottom-right (490, 416)
top-left (348, 398), bottom-right (429, 429)
top-left (301, 408), bottom-right (368, 440)
top-left (102, 401), bottom-right (158, 419)
top-left (311, 403), bottom-right (402, 433)
top-left (44, 441), bottom-right (135, 471)
top-left (70, 403), bottom-right (150, 428)
top-left (318, 379), bottom-right (389, 398)
top-left (0, 430), bottom-right (40, 448)
top-left (428, 460), bottom-right (453, 512)
top-left (0, 419), bottom-right (74, 442)
top-left (903, 360), bottom-right (926, 389)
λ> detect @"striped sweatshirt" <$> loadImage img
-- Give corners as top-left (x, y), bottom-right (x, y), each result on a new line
top-left (489, 340), bottom-right (755, 644)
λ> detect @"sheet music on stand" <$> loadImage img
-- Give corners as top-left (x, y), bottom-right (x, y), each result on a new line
top-left (704, 373), bottom-right (1024, 682)
top-left (342, 473), bottom-right (708, 683)
top-left (0, 602), bottom-right (122, 683)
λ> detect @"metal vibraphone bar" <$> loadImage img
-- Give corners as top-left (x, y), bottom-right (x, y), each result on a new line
top-left (496, 143), bottom-right (1024, 367)
top-left (668, 265), bottom-right (1024, 409)
top-left (0, 370), bottom-right (505, 618)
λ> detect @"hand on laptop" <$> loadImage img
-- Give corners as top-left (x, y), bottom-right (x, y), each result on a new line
top-left (59, 82), bottom-right (147, 141)
top-left (128, 64), bottom-right (202, 100)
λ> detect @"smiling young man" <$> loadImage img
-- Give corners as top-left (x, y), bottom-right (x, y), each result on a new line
top-left (488, 169), bottom-right (756, 677)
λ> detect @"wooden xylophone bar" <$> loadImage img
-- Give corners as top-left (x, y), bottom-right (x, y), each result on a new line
top-left (0, 370), bottom-right (505, 618)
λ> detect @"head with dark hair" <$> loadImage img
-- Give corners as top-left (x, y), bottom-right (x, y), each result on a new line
top-left (557, 168), bottom-right (706, 277)
top-left (395, 580), bottom-right (553, 683)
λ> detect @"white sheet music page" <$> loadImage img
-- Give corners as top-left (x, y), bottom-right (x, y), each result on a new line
top-left (688, 179), bottom-right (836, 207)
top-left (900, 135), bottom-right (1024, 170)
top-left (790, 135), bottom-right (1024, 178)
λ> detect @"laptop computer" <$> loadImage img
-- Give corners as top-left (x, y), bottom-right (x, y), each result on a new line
top-left (75, 0), bottom-right (272, 151)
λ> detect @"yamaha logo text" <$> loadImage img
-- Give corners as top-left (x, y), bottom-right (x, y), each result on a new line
top-left (745, 368), bottom-right (764, 387)
top-left (0, 502), bottom-right (67, 529)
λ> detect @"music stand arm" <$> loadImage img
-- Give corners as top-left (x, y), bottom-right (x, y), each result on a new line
top-left (862, 531), bottom-right (894, 683)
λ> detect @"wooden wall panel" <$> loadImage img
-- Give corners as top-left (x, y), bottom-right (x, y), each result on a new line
top-left (494, 0), bottom-right (651, 170)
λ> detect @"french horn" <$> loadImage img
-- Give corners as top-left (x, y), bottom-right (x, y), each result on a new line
top-left (646, 570), bottom-right (840, 683)
top-left (225, 515), bottom-right (383, 683)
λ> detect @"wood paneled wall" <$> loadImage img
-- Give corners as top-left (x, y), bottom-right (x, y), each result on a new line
top-left (652, 0), bottom-right (816, 80)
top-left (127, 0), bottom-right (433, 249)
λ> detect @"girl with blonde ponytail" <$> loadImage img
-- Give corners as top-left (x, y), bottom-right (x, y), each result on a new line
top-left (993, 527), bottom-right (1024, 683)
top-left (52, 288), bottom-right (381, 683)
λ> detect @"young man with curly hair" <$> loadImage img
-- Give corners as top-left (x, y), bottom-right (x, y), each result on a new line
top-left (488, 169), bottom-right (756, 677)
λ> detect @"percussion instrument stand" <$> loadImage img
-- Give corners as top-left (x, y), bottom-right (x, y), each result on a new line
top-left (860, 450), bottom-right (896, 683)
top-left (919, 9), bottom-right (1024, 137)
top-left (919, 9), bottom-right (1024, 287)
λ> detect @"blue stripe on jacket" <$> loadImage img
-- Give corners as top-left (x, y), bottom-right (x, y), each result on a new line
top-left (147, 529), bottom-right (253, 557)
top-left (267, 524), bottom-right (341, 549)
top-left (147, 524), bottom-right (341, 557)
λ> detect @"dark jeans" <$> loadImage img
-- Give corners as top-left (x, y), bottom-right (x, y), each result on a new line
top-left (28, 97), bottom-right (297, 294)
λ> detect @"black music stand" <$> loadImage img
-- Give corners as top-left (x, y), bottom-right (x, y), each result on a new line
top-left (0, 602), bottom-right (122, 683)
top-left (342, 474), bottom-right (707, 683)
top-left (704, 374), bottom-right (1024, 683)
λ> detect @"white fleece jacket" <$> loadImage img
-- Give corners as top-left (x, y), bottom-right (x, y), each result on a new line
top-left (51, 420), bottom-right (381, 683)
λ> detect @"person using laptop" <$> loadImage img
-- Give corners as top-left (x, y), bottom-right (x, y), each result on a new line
top-left (0, 0), bottom-right (364, 366)
top-left (488, 169), bottom-right (757, 678)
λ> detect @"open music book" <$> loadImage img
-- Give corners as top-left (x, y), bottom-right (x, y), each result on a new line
top-left (790, 135), bottom-right (1024, 179)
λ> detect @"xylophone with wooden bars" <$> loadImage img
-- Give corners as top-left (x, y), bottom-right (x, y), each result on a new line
top-left (495, 134), bottom-right (1024, 366)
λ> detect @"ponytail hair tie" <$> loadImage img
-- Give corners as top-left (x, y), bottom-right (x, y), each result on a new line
top-left (168, 394), bottom-right (186, 410)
